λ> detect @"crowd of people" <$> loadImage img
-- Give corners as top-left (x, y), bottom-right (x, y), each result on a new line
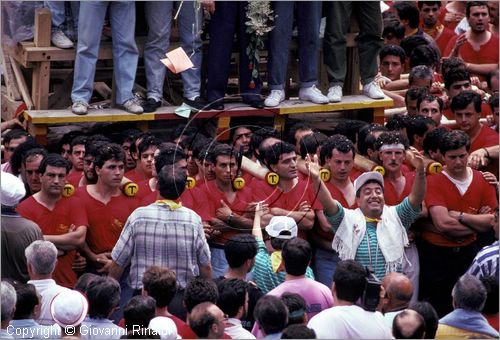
top-left (1, 0), bottom-right (499, 339)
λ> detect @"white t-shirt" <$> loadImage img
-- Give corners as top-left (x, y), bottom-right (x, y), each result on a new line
top-left (308, 305), bottom-right (393, 339)
top-left (224, 319), bottom-right (256, 339)
top-left (28, 279), bottom-right (69, 325)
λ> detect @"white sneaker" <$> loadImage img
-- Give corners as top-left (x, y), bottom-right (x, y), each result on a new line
top-left (327, 85), bottom-right (343, 103)
top-left (71, 101), bottom-right (89, 115)
top-left (52, 29), bottom-right (74, 49)
top-left (298, 85), bottom-right (329, 104)
top-left (122, 98), bottom-right (144, 114)
top-left (362, 81), bottom-right (385, 99)
top-left (264, 90), bottom-right (285, 107)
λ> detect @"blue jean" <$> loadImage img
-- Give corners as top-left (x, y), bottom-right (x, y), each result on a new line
top-left (72, 1), bottom-right (138, 105)
top-left (44, 1), bottom-right (79, 32)
top-left (267, 1), bottom-right (322, 90)
top-left (210, 247), bottom-right (228, 279)
top-left (313, 247), bottom-right (340, 289)
top-left (144, 1), bottom-right (203, 101)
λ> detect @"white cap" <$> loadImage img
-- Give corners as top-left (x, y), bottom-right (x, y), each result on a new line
top-left (148, 316), bottom-right (180, 339)
top-left (50, 290), bottom-right (88, 327)
top-left (1, 171), bottom-right (26, 206)
top-left (354, 171), bottom-right (384, 193)
top-left (265, 216), bottom-right (298, 239)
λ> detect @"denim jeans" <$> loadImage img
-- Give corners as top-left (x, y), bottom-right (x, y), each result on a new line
top-left (267, 1), bottom-right (322, 90)
top-left (313, 247), bottom-right (340, 289)
top-left (72, 1), bottom-right (138, 105)
top-left (323, 1), bottom-right (383, 86)
top-left (44, 1), bottom-right (79, 33)
top-left (144, 1), bottom-right (203, 101)
top-left (210, 247), bottom-right (228, 279)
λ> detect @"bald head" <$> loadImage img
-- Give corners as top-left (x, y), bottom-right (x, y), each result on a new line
top-left (393, 309), bottom-right (426, 339)
top-left (188, 302), bottom-right (225, 339)
top-left (381, 272), bottom-right (413, 312)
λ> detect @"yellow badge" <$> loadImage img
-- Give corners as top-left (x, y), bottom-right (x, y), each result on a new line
top-left (233, 177), bottom-right (246, 190)
top-left (428, 162), bottom-right (443, 175)
top-left (266, 172), bottom-right (279, 186)
top-left (186, 176), bottom-right (196, 190)
top-left (373, 165), bottom-right (385, 176)
top-left (62, 184), bottom-right (75, 197)
top-left (123, 182), bottom-right (138, 197)
top-left (319, 168), bottom-right (331, 182)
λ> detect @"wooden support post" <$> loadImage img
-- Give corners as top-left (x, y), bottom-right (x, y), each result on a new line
top-left (32, 61), bottom-right (51, 109)
top-left (34, 8), bottom-right (52, 48)
top-left (1, 49), bottom-right (21, 100)
top-left (10, 56), bottom-right (35, 109)
top-left (28, 122), bottom-right (48, 145)
top-left (273, 115), bottom-right (286, 134)
top-left (373, 107), bottom-right (385, 125)
top-left (217, 117), bottom-right (231, 141)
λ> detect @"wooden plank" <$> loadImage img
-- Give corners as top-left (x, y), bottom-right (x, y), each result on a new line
top-left (278, 96), bottom-right (393, 115)
top-left (1, 49), bottom-right (21, 100)
top-left (216, 117), bottom-right (231, 141)
top-left (32, 61), bottom-right (51, 109)
top-left (10, 56), bottom-right (35, 109)
top-left (34, 8), bottom-right (51, 48)
top-left (26, 108), bottom-right (155, 124)
top-left (1, 88), bottom-right (24, 121)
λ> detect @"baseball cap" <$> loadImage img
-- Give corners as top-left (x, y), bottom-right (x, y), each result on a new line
top-left (1, 171), bottom-right (26, 206)
top-left (354, 171), bottom-right (384, 193)
top-left (148, 316), bottom-right (180, 339)
top-left (265, 216), bottom-right (298, 240)
top-left (50, 290), bottom-right (88, 327)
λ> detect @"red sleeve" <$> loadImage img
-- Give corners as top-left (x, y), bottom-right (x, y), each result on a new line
top-left (443, 34), bottom-right (459, 57)
top-left (424, 175), bottom-right (447, 207)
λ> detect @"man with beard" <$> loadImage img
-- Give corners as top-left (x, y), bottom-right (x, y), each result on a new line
top-left (232, 126), bottom-right (253, 158)
top-left (16, 154), bottom-right (87, 288)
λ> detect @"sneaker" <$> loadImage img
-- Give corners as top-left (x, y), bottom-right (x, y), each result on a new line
top-left (327, 85), bottom-right (343, 103)
top-left (52, 29), bottom-right (74, 49)
top-left (71, 101), bottom-right (89, 115)
top-left (264, 90), bottom-right (285, 107)
top-left (184, 97), bottom-right (209, 111)
top-left (299, 85), bottom-right (329, 104)
top-left (142, 98), bottom-right (161, 112)
top-left (121, 98), bottom-right (144, 114)
top-left (362, 81), bottom-right (385, 100)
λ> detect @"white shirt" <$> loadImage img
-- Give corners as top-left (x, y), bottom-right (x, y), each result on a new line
top-left (27, 279), bottom-right (69, 325)
top-left (308, 305), bottom-right (393, 339)
top-left (224, 318), bottom-right (256, 339)
top-left (384, 310), bottom-right (403, 328)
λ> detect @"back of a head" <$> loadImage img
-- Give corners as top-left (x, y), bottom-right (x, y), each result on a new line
top-left (333, 260), bottom-right (367, 303)
top-left (282, 238), bottom-right (312, 277)
top-left (332, 119), bottom-right (369, 145)
top-left (142, 266), bottom-right (177, 308)
top-left (184, 277), bottom-right (218, 314)
top-left (452, 274), bottom-right (488, 312)
top-left (1, 281), bottom-right (17, 322)
top-left (158, 164), bottom-right (187, 200)
top-left (74, 273), bottom-right (99, 294)
top-left (86, 276), bottom-right (121, 319)
top-left (393, 1), bottom-right (421, 28)
top-left (254, 295), bottom-right (288, 336)
top-left (224, 234), bottom-right (258, 269)
top-left (393, 309), bottom-right (426, 339)
top-left (25, 240), bottom-right (58, 276)
top-left (217, 278), bottom-right (248, 318)
top-left (123, 295), bottom-right (156, 329)
top-left (381, 272), bottom-right (414, 309)
top-left (13, 282), bottom-right (38, 320)
top-left (154, 143), bottom-right (186, 174)
top-left (299, 133), bottom-right (328, 159)
top-left (280, 293), bottom-right (307, 325)
top-left (188, 302), bottom-right (221, 339)
top-left (409, 301), bottom-right (439, 339)
top-left (450, 91), bottom-right (482, 113)
top-left (281, 324), bottom-right (317, 339)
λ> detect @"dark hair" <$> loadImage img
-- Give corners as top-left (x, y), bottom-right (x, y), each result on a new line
top-left (400, 35), bottom-right (429, 60)
top-left (375, 131), bottom-right (409, 151)
top-left (479, 275), bottom-right (499, 315)
top-left (410, 45), bottom-right (440, 69)
top-left (320, 134), bottom-right (355, 165)
top-left (74, 273), bottom-right (99, 294)
top-left (282, 238), bottom-right (312, 277)
top-left (280, 293), bottom-right (307, 325)
top-left (288, 123), bottom-right (313, 146)
top-left (128, 132), bottom-right (152, 157)
top-left (264, 142), bottom-right (295, 167)
top-left (3, 129), bottom-right (29, 145)
top-left (444, 68), bottom-right (471, 90)
top-left (123, 296), bottom-right (156, 329)
top-left (22, 148), bottom-right (47, 167)
top-left (13, 283), bottom-right (38, 319)
top-left (417, 1), bottom-right (442, 10)
top-left (332, 119), bottom-right (369, 145)
top-left (441, 57), bottom-right (467, 80)
top-left (452, 274), bottom-right (487, 312)
top-left (10, 137), bottom-right (38, 176)
top-left (281, 325), bottom-right (317, 339)
top-left (115, 129), bottom-right (142, 145)
top-left (386, 113), bottom-right (412, 131)
top-left (439, 130), bottom-right (471, 155)
top-left (217, 278), bottom-right (248, 318)
top-left (409, 301), bottom-right (439, 339)
top-left (417, 94), bottom-right (444, 112)
top-left (405, 87), bottom-right (431, 106)
top-left (86, 276), bottom-right (121, 319)
top-left (208, 143), bottom-right (236, 165)
top-left (299, 133), bottom-right (328, 159)
top-left (93, 143), bottom-right (125, 169)
top-left (486, 70), bottom-right (499, 91)
top-left (85, 140), bottom-right (109, 159)
top-left (423, 126), bottom-right (448, 155)
top-left (188, 302), bottom-right (219, 338)
top-left (489, 93), bottom-right (499, 111)
top-left (383, 17), bottom-right (405, 42)
top-left (138, 135), bottom-right (162, 156)
top-left (409, 65), bottom-right (434, 86)
top-left (333, 260), bottom-right (367, 303)
top-left (224, 234), bottom-right (258, 268)
top-left (191, 136), bottom-right (211, 160)
top-left (184, 277), bottom-right (219, 313)
top-left (380, 45), bottom-right (406, 64)
top-left (466, 1), bottom-right (488, 17)
top-left (158, 164), bottom-right (187, 200)
top-left (357, 124), bottom-right (388, 156)
top-left (392, 309), bottom-right (426, 339)
top-left (250, 127), bottom-right (280, 160)
top-left (393, 2), bottom-right (420, 28)
top-left (406, 116), bottom-right (435, 147)
top-left (450, 91), bottom-right (482, 113)
top-left (38, 153), bottom-right (70, 175)
top-left (70, 135), bottom-right (87, 153)
top-left (154, 143), bottom-right (186, 174)
top-left (254, 295), bottom-right (288, 335)
top-left (142, 266), bottom-right (177, 308)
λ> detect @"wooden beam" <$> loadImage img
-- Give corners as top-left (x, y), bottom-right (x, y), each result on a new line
top-left (34, 8), bottom-right (51, 48)
top-left (1, 87), bottom-right (23, 121)
top-left (1, 49), bottom-right (21, 100)
top-left (32, 61), bottom-right (51, 109)
top-left (10, 56), bottom-right (34, 109)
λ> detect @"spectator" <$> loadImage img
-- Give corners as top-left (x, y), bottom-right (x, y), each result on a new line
top-left (288, 123), bottom-right (314, 155)
top-left (379, 272), bottom-right (414, 327)
top-left (392, 309), bottom-right (426, 339)
top-left (409, 301), bottom-right (439, 339)
top-left (409, 65), bottom-right (433, 89)
top-left (253, 296), bottom-right (288, 339)
top-left (188, 302), bottom-right (226, 339)
top-left (307, 260), bottom-right (392, 339)
top-left (124, 135), bottom-right (162, 183)
top-left (147, 317), bottom-right (178, 340)
top-left (405, 87), bottom-right (430, 116)
top-left (418, 1), bottom-right (457, 55)
top-left (379, 45), bottom-right (406, 81)
top-left (1, 130), bottom-right (29, 173)
top-left (280, 293), bottom-right (307, 325)
top-left (435, 275), bottom-right (498, 338)
top-left (406, 116), bottom-right (435, 152)
top-left (20, 148), bottom-right (47, 196)
top-left (1, 281), bottom-right (17, 338)
top-left (123, 296), bottom-right (156, 330)
top-left (467, 207), bottom-right (498, 280)
top-left (66, 135), bottom-right (86, 188)
top-left (45, 2), bottom-right (78, 49)
top-left (1, 172), bottom-right (43, 283)
top-left (281, 324), bottom-right (316, 339)
top-left (417, 94), bottom-right (444, 126)
top-left (50, 290), bottom-right (88, 338)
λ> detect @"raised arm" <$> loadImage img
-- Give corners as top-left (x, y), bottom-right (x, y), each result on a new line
top-left (407, 149), bottom-right (426, 208)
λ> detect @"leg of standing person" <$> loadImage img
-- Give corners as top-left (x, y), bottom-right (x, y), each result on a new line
top-left (313, 248), bottom-right (340, 288)
top-left (142, 1), bottom-right (173, 112)
top-left (71, 1), bottom-right (108, 115)
top-left (45, 1), bottom-right (74, 48)
top-left (109, 1), bottom-right (142, 114)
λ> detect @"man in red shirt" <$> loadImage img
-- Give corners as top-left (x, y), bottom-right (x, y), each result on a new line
top-left (418, 130), bottom-right (497, 317)
top-left (65, 135), bottom-right (86, 188)
top-left (21, 148), bottom-right (47, 197)
top-left (17, 154), bottom-right (87, 288)
top-left (124, 135), bottom-right (161, 183)
top-left (444, 2), bottom-right (499, 81)
top-left (417, 94), bottom-right (444, 127)
top-left (419, 1), bottom-right (457, 55)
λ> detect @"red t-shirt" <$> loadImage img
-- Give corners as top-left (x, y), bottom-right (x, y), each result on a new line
top-left (470, 124), bottom-right (499, 152)
top-left (124, 168), bottom-right (148, 183)
top-left (435, 26), bottom-right (457, 56)
top-left (75, 187), bottom-right (139, 254)
top-left (383, 172), bottom-right (416, 206)
top-left (16, 195), bottom-right (86, 288)
top-left (439, 7), bottom-right (461, 31)
top-left (424, 170), bottom-right (498, 246)
top-left (66, 171), bottom-right (83, 188)
top-left (443, 103), bottom-right (492, 120)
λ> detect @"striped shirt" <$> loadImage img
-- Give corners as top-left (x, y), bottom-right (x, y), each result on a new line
top-left (112, 203), bottom-right (211, 289)
top-left (326, 198), bottom-right (421, 280)
top-left (467, 241), bottom-right (499, 280)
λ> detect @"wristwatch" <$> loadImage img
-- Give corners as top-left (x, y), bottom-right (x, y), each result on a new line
top-left (458, 212), bottom-right (465, 224)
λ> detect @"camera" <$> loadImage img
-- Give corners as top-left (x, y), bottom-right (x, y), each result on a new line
top-left (362, 267), bottom-right (381, 312)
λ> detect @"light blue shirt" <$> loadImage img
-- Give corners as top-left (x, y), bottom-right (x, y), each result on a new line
top-left (8, 319), bottom-right (60, 339)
